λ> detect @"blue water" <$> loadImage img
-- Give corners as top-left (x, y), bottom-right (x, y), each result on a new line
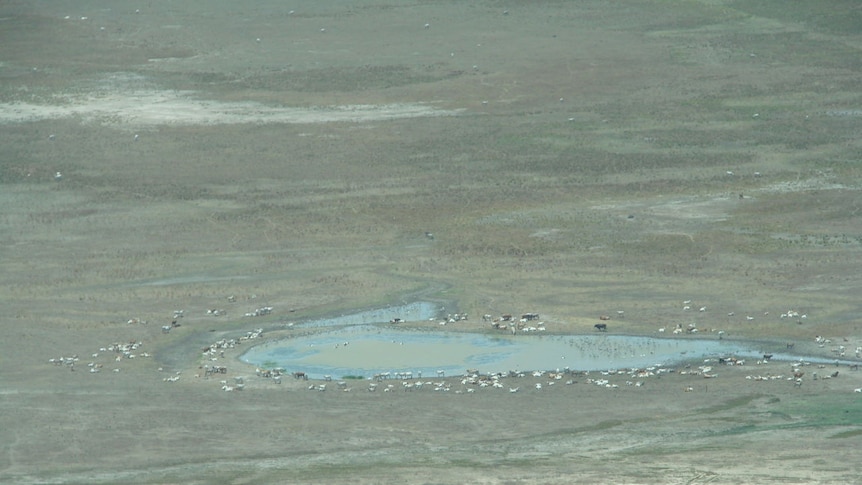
top-left (240, 302), bottom-right (859, 380)
top-left (293, 301), bottom-right (442, 328)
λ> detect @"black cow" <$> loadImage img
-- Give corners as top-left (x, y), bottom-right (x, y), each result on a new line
top-left (594, 323), bottom-right (607, 332)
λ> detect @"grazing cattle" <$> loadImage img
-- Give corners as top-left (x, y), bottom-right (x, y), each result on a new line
top-left (521, 313), bottom-right (540, 321)
top-left (204, 366), bottom-right (227, 377)
top-left (594, 323), bottom-right (607, 332)
top-left (763, 354), bottom-right (773, 361)
top-left (599, 315), bottom-right (611, 321)
top-left (293, 371), bottom-right (308, 380)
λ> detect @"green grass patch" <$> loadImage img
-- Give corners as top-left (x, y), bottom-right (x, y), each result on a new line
top-left (772, 394), bottom-right (862, 428)
top-left (730, 0), bottom-right (862, 35)
top-left (829, 428), bottom-right (862, 439)
top-left (706, 394), bottom-right (862, 439)
top-left (699, 394), bottom-right (764, 414)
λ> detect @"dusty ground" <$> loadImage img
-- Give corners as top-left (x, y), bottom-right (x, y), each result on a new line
top-left (2, 1), bottom-right (861, 483)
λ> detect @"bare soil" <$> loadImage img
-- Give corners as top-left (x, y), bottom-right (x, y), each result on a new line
top-left (2, 1), bottom-right (861, 483)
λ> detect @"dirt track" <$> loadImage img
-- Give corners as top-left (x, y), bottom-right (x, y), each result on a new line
top-left (2, 1), bottom-right (861, 483)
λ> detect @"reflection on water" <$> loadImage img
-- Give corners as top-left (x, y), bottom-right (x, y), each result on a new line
top-left (240, 302), bottom-right (857, 380)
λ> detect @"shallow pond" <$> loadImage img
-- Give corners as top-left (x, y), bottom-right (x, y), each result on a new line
top-left (290, 301), bottom-right (442, 329)
top-left (241, 302), bottom-right (853, 379)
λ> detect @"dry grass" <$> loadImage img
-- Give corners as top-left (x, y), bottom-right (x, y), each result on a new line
top-left (1, 1), bottom-right (861, 483)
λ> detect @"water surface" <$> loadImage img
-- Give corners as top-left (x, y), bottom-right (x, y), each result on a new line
top-left (241, 302), bottom-right (857, 379)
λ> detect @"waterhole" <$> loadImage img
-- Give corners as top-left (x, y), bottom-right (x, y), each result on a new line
top-left (241, 302), bottom-right (855, 379)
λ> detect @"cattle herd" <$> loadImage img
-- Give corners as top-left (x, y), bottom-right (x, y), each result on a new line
top-left (45, 300), bottom-right (862, 396)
